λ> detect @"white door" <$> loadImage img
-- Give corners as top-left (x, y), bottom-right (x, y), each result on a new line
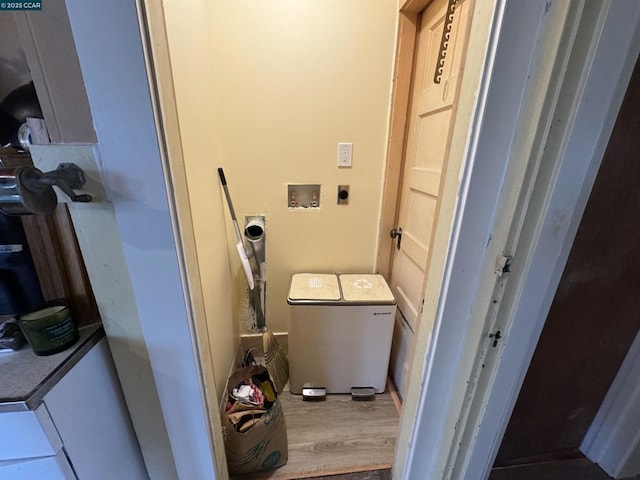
top-left (389, 0), bottom-right (473, 397)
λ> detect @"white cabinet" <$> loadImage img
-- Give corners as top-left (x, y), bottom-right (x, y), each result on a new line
top-left (44, 338), bottom-right (148, 480)
top-left (0, 407), bottom-right (61, 461)
top-left (0, 338), bottom-right (148, 479)
top-left (0, 386), bottom-right (74, 479)
top-left (0, 451), bottom-right (76, 480)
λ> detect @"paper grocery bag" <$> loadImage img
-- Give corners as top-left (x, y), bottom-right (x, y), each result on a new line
top-left (223, 366), bottom-right (288, 475)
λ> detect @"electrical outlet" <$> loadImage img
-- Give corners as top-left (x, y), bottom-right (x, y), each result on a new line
top-left (337, 143), bottom-right (353, 167)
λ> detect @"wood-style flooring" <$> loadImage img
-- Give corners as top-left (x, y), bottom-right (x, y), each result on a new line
top-left (236, 391), bottom-right (399, 480)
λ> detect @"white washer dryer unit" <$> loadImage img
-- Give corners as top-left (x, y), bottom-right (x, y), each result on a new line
top-left (287, 273), bottom-right (397, 394)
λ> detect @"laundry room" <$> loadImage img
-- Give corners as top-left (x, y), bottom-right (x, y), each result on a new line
top-left (162, 2), bottom-right (399, 476)
top-left (158, 0), bottom-right (482, 477)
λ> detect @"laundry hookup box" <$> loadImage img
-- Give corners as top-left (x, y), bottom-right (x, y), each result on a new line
top-left (287, 273), bottom-right (397, 394)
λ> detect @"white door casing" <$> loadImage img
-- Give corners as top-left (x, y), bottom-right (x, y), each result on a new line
top-left (63, 0), bottom-right (218, 478)
top-left (398, 1), bottom-right (640, 479)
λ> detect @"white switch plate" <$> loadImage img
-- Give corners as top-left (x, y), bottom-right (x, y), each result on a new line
top-left (337, 143), bottom-right (353, 167)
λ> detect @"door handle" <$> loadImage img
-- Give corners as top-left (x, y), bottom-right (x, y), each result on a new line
top-left (390, 227), bottom-right (402, 250)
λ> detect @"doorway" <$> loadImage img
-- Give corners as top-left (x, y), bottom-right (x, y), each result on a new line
top-left (139, 0), bottom-right (620, 476)
top-left (382, 0), bottom-right (475, 399)
top-left (491, 49), bottom-right (640, 479)
top-left (151, 0), bottom-right (492, 477)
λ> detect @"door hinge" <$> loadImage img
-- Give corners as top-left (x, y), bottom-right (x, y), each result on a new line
top-left (489, 330), bottom-right (502, 348)
top-left (495, 254), bottom-right (513, 277)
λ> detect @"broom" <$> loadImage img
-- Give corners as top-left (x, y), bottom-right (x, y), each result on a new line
top-left (217, 168), bottom-right (289, 392)
top-left (256, 297), bottom-right (289, 393)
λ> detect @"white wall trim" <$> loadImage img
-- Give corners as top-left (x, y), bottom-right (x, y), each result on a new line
top-left (581, 330), bottom-right (640, 478)
top-left (401, 1), bottom-right (565, 477)
top-left (64, 1), bottom-right (216, 479)
top-left (456, 2), bottom-right (640, 478)
top-left (402, 1), bottom-right (640, 479)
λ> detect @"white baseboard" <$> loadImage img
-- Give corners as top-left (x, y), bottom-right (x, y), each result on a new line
top-left (581, 330), bottom-right (640, 478)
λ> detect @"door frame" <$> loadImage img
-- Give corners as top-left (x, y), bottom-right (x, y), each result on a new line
top-left (134, 1), bottom-right (228, 478)
top-left (376, 0), bottom-right (424, 279)
top-left (397, 1), bottom-right (640, 479)
top-left (63, 0), bottom-right (219, 478)
top-left (381, 0), bottom-right (481, 399)
top-left (380, 0), bottom-right (499, 470)
top-left (377, 0), bottom-right (480, 279)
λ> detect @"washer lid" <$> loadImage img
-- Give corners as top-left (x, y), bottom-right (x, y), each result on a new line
top-left (339, 274), bottom-right (396, 304)
top-left (288, 273), bottom-right (341, 302)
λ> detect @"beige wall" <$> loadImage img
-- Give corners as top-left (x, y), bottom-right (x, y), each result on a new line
top-left (163, 1), bottom-right (240, 400)
top-left (163, 0), bottom-right (397, 347)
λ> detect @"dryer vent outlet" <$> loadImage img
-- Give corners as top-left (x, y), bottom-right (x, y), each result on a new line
top-left (337, 185), bottom-right (350, 205)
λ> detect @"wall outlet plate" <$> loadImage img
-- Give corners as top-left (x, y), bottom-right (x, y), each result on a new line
top-left (338, 143), bottom-right (353, 167)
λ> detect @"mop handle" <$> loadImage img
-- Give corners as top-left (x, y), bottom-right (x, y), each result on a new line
top-left (218, 168), bottom-right (243, 243)
top-left (218, 168), bottom-right (255, 290)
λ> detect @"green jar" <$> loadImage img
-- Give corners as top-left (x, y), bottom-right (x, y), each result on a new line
top-left (17, 305), bottom-right (78, 356)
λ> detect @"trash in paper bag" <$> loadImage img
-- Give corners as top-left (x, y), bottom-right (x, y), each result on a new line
top-left (223, 365), bottom-right (287, 475)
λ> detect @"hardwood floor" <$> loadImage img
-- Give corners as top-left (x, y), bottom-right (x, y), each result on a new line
top-left (236, 391), bottom-right (399, 480)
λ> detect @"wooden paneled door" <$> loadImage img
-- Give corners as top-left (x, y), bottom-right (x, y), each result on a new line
top-left (494, 52), bottom-right (640, 466)
top-left (388, 0), bottom-right (473, 397)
